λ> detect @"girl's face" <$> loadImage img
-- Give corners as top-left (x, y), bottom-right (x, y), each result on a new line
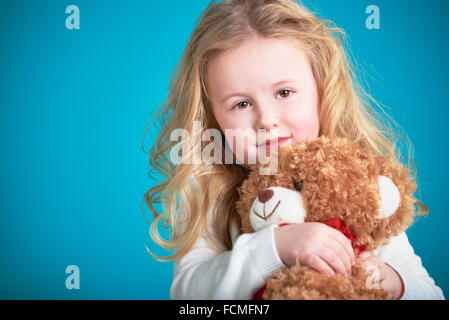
top-left (207, 36), bottom-right (320, 165)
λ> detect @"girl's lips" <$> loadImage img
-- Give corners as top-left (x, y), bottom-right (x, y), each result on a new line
top-left (265, 137), bottom-right (292, 150)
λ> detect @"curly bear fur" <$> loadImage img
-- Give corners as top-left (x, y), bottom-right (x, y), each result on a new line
top-left (235, 136), bottom-right (418, 300)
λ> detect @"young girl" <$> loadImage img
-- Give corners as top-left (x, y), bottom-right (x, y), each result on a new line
top-left (143, 0), bottom-right (444, 300)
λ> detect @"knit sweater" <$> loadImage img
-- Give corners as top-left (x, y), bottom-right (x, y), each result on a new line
top-left (170, 206), bottom-right (445, 300)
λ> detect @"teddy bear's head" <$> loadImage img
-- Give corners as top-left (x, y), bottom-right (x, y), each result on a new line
top-left (235, 136), bottom-right (418, 251)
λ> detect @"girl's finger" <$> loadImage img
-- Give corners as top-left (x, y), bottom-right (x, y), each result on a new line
top-left (361, 255), bottom-right (374, 266)
top-left (328, 228), bottom-right (356, 265)
top-left (307, 254), bottom-right (335, 277)
top-left (317, 247), bottom-right (348, 277)
top-left (359, 251), bottom-right (373, 260)
top-left (323, 241), bottom-right (352, 275)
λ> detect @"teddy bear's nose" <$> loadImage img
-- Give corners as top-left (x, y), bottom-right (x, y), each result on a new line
top-left (258, 189), bottom-right (274, 203)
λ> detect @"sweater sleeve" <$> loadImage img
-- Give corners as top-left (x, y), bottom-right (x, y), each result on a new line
top-left (170, 207), bottom-right (285, 300)
top-left (374, 232), bottom-right (445, 300)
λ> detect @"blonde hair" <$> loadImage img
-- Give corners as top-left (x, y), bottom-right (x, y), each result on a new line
top-left (142, 0), bottom-right (423, 262)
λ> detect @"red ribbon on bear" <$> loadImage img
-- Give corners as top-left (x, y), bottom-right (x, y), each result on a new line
top-left (252, 218), bottom-right (365, 300)
top-left (320, 218), bottom-right (366, 255)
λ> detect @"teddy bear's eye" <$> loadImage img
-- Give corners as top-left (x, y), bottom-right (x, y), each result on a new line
top-left (294, 180), bottom-right (304, 192)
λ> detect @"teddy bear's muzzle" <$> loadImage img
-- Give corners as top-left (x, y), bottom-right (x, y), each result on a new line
top-left (250, 186), bottom-right (307, 232)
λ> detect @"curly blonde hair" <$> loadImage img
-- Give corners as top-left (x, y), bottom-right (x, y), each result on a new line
top-left (142, 0), bottom-right (420, 262)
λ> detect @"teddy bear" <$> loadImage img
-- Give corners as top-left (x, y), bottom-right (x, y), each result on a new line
top-left (235, 136), bottom-right (420, 300)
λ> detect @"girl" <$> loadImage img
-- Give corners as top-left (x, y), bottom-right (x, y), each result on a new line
top-left (143, 0), bottom-right (444, 299)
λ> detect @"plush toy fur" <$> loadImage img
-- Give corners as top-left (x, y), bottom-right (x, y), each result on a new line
top-left (235, 136), bottom-right (418, 300)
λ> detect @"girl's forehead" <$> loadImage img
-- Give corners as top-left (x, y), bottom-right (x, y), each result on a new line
top-left (206, 37), bottom-right (313, 99)
top-left (210, 37), bottom-right (308, 70)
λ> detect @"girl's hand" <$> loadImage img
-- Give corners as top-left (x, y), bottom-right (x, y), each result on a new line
top-left (359, 251), bottom-right (405, 299)
top-left (274, 222), bottom-right (355, 277)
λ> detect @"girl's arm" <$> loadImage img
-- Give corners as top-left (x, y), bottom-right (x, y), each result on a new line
top-left (170, 209), bottom-right (284, 300)
top-left (374, 232), bottom-right (445, 300)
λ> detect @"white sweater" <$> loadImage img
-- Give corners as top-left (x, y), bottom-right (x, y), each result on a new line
top-left (170, 207), bottom-right (445, 300)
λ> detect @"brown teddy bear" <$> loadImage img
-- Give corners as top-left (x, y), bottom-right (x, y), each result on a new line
top-left (235, 136), bottom-right (420, 300)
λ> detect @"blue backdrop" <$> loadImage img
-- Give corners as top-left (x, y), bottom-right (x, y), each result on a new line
top-left (0, 0), bottom-right (447, 299)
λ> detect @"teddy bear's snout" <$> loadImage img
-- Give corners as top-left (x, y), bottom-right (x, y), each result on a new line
top-left (258, 189), bottom-right (274, 203)
top-left (249, 186), bottom-right (307, 232)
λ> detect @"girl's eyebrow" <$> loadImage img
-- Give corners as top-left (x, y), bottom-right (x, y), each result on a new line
top-left (220, 79), bottom-right (297, 104)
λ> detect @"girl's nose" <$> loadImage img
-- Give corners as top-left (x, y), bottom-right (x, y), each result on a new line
top-left (256, 104), bottom-right (280, 130)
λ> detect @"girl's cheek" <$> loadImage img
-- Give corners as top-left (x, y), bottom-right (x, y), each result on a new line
top-left (283, 102), bottom-right (320, 140)
top-left (225, 136), bottom-right (258, 165)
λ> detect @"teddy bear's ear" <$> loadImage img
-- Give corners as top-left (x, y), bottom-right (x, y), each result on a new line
top-left (377, 175), bottom-right (401, 219)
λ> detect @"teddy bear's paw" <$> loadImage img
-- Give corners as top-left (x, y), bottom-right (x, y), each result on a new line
top-left (263, 265), bottom-right (359, 300)
top-left (263, 263), bottom-right (392, 300)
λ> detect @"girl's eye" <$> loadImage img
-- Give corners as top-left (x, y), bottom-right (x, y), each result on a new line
top-left (232, 101), bottom-right (250, 110)
top-left (231, 89), bottom-right (293, 110)
top-left (278, 89), bottom-right (292, 98)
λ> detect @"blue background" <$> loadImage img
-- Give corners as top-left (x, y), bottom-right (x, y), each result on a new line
top-left (0, 0), bottom-right (447, 299)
